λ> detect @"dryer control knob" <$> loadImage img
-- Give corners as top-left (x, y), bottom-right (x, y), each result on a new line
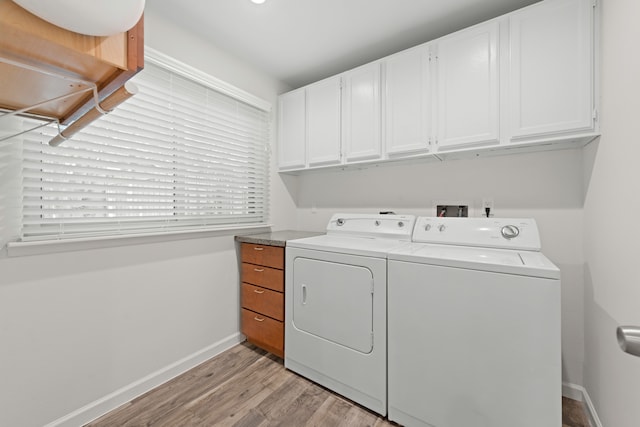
top-left (501, 225), bottom-right (520, 239)
top-left (438, 224), bottom-right (446, 232)
top-left (398, 221), bottom-right (405, 228)
top-left (425, 224), bottom-right (431, 231)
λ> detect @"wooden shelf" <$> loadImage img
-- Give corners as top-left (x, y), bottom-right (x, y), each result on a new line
top-left (0, 0), bottom-right (143, 125)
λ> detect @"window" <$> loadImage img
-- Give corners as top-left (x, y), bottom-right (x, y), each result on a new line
top-left (0, 117), bottom-right (23, 249)
top-left (5, 49), bottom-right (271, 246)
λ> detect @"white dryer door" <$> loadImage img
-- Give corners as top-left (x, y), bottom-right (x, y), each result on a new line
top-left (292, 257), bottom-right (373, 353)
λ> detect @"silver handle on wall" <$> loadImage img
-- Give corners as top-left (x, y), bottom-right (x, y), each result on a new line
top-left (617, 326), bottom-right (640, 358)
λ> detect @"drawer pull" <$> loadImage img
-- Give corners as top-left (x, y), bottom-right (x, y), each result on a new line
top-left (254, 268), bottom-right (264, 272)
top-left (253, 289), bottom-right (265, 294)
top-left (254, 316), bottom-right (265, 322)
top-left (253, 247), bottom-right (264, 251)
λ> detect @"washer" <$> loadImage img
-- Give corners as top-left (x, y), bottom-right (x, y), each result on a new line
top-left (285, 213), bottom-right (416, 416)
top-left (387, 216), bottom-right (561, 427)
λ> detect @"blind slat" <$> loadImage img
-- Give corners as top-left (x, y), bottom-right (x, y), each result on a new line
top-left (18, 59), bottom-right (270, 242)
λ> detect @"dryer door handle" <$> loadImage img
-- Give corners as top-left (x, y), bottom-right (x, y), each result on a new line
top-left (302, 284), bottom-right (307, 305)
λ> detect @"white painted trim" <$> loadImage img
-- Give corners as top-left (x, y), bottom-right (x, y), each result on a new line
top-left (44, 333), bottom-right (245, 427)
top-left (562, 382), bottom-right (603, 427)
top-left (7, 224), bottom-right (271, 257)
top-left (562, 381), bottom-right (585, 401)
top-left (145, 47), bottom-right (272, 112)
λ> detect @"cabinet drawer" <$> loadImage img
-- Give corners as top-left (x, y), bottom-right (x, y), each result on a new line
top-left (241, 308), bottom-right (284, 358)
top-left (241, 283), bottom-right (284, 321)
top-left (241, 243), bottom-right (284, 269)
top-left (241, 263), bottom-right (284, 292)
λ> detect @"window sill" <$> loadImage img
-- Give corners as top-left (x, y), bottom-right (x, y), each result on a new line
top-left (6, 224), bottom-right (272, 257)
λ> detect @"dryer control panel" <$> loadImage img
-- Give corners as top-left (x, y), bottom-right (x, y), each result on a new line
top-left (327, 213), bottom-right (416, 241)
top-left (412, 217), bottom-right (541, 251)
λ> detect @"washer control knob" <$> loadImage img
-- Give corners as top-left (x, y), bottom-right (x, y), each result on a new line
top-left (425, 224), bottom-right (431, 231)
top-left (398, 221), bottom-right (405, 228)
top-left (375, 220), bottom-right (381, 226)
top-left (501, 225), bottom-right (520, 240)
top-left (336, 218), bottom-right (345, 226)
top-left (438, 224), bottom-right (446, 232)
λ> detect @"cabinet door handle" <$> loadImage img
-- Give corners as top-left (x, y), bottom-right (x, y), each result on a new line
top-left (253, 289), bottom-right (265, 294)
top-left (254, 268), bottom-right (264, 272)
top-left (253, 247), bottom-right (264, 251)
top-left (254, 316), bottom-right (265, 322)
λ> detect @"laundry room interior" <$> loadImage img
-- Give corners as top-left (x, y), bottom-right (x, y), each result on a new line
top-left (0, 0), bottom-right (638, 426)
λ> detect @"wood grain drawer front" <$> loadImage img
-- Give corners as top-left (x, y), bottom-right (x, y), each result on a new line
top-left (241, 243), bottom-right (284, 269)
top-left (241, 283), bottom-right (284, 321)
top-left (241, 263), bottom-right (284, 292)
top-left (241, 308), bottom-right (284, 358)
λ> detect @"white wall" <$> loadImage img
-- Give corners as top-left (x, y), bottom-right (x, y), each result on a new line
top-left (294, 148), bottom-right (586, 388)
top-left (0, 11), bottom-right (296, 427)
top-left (582, 0), bottom-right (640, 426)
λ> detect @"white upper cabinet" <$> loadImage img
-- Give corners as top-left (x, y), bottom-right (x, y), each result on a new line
top-left (435, 20), bottom-right (500, 149)
top-left (508, 0), bottom-right (595, 141)
top-left (307, 76), bottom-right (342, 167)
top-left (277, 0), bottom-right (599, 173)
top-left (384, 45), bottom-right (432, 156)
top-left (342, 62), bottom-right (382, 162)
top-left (277, 88), bottom-right (306, 170)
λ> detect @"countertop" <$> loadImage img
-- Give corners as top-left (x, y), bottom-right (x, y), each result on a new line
top-left (235, 230), bottom-right (323, 247)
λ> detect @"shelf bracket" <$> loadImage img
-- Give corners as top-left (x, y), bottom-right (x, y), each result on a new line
top-left (0, 53), bottom-right (132, 146)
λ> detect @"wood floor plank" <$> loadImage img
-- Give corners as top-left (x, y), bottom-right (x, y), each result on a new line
top-left (189, 356), bottom-right (291, 425)
top-left (267, 382), bottom-right (333, 426)
top-left (304, 395), bottom-right (372, 427)
top-left (562, 397), bottom-right (590, 427)
top-left (86, 342), bottom-right (589, 427)
top-left (87, 343), bottom-right (266, 427)
top-left (229, 408), bottom-right (269, 427)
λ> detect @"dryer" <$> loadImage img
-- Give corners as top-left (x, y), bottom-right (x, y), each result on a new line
top-left (285, 213), bottom-right (416, 416)
top-left (387, 217), bottom-right (561, 427)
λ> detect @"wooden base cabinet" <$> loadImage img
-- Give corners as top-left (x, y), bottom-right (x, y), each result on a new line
top-left (240, 243), bottom-right (285, 358)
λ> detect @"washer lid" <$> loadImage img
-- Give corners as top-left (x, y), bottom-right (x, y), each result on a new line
top-left (388, 243), bottom-right (560, 279)
top-left (287, 234), bottom-right (411, 258)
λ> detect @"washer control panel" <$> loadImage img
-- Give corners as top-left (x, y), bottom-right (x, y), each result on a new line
top-left (413, 217), bottom-right (541, 251)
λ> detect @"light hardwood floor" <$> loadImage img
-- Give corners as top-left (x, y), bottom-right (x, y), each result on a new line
top-left (86, 342), bottom-right (589, 427)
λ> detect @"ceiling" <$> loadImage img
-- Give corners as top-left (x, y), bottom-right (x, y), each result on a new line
top-left (146, 0), bottom-right (541, 89)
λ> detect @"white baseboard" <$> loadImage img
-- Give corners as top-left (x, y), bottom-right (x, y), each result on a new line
top-left (44, 333), bottom-right (244, 427)
top-left (562, 382), bottom-right (603, 427)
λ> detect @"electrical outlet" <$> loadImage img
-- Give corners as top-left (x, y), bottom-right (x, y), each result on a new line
top-left (482, 198), bottom-right (494, 217)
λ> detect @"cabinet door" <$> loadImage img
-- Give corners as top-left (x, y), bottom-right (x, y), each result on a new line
top-left (385, 46), bottom-right (431, 156)
top-left (342, 62), bottom-right (382, 162)
top-left (277, 88), bottom-right (306, 170)
top-left (508, 0), bottom-right (594, 141)
top-left (307, 76), bottom-right (342, 167)
top-left (436, 20), bottom-right (500, 149)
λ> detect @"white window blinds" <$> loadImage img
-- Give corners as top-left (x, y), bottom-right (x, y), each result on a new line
top-left (0, 117), bottom-right (23, 249)
top-left (18, 58), bottom-right (270, 242)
